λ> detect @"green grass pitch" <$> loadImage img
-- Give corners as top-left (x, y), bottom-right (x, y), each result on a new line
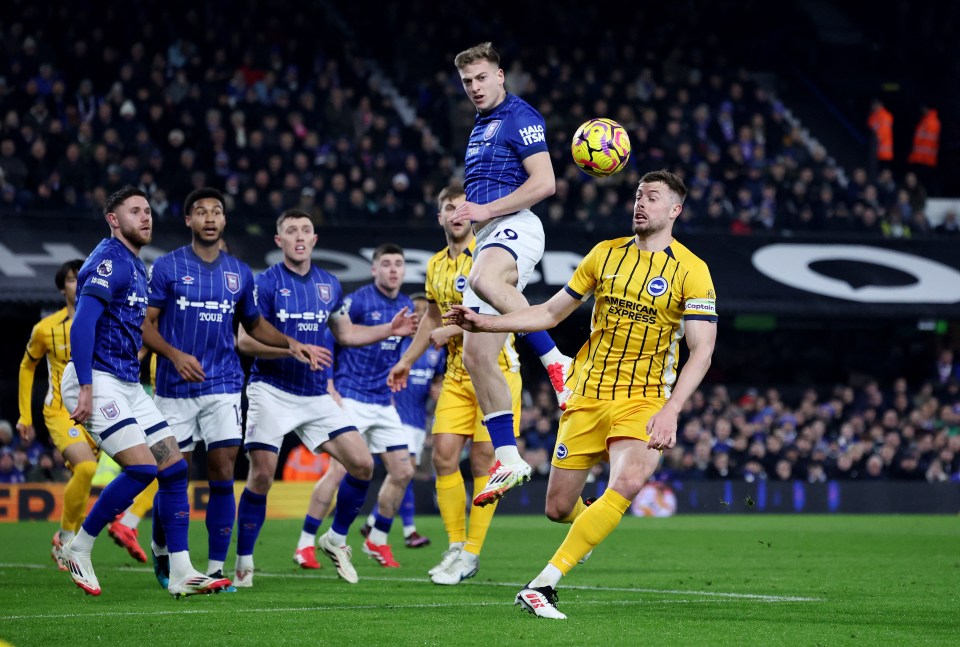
top-left (2, 514), bottom-right (958, 646)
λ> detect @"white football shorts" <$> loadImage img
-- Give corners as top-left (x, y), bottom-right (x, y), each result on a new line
top-left (61, 363), bottom-right (174, 457)
top-left (403, 423), bottom-right (427, 465)
top-left (462, 209), bottom-right (545, 315)
top-left (340, 398), bottom-right (409, 455)
top-left (154, 393), bottom-right (242, 453)
top-left (244, 381), bottom-right (357, 454)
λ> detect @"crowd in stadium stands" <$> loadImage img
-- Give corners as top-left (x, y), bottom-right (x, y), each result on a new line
top-left (5, 368), bottom-right (960, 484)
top-left (0, 3), bottom-right (956, 238)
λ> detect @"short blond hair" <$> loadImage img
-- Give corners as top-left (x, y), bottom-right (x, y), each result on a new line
top-left (454, 42), bottom-right (500, 70)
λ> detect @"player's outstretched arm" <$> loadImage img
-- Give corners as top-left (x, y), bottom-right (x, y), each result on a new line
top-left (388, 301), bottom-right (443, 392)
top-left (142, 306), bottom-right (206, 382)
top-left (443, 288), bottom-right (580, 333)
top-left (646, 319), bottom-right (716, 451)
top-left (329, 306), bottom-right (418, 348)
top-left (237, 324), bottom-right (294, 359)
top-left (243, 315), bottom-right (331, 369)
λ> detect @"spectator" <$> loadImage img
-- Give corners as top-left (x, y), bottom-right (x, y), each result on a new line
top-left (0, 452), bottom-right (26, 483)
top-left (933, 350), bottom-right (960, 387)
top-left (27, 452), bottom-right (70, 482)
top-left (935, 211), bottom-right (959, 237)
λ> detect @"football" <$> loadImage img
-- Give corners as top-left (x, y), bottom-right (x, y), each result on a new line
top-left (571, 117), bottom-right (632, 177)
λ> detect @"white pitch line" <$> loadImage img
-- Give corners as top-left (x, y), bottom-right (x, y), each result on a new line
top-left (0, 562), bottom-right (824, 604)
top-left (0, 598), bottom-right (773, 622)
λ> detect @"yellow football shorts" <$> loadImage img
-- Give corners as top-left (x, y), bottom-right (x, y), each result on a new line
top-left (432, 371), bottom-right (522, 441)
top-left (551, 393), bottom-right (668, 470)
top-left (44, 406), bottom-right (98, 457)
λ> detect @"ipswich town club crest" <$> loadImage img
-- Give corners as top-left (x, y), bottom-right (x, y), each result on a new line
top-left (100, 401), bottom-right (120, 420)
top-left (317, 283), bottom-right (332, 304)
top-left (224, 272), bottom-right (241, 294)
top-left (483, 120), bottom-right (502, 140)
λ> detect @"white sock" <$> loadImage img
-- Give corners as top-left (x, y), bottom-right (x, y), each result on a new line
top-left (207, 559), bottom-right (224, 575)
top-left (530, 563), bottom-right (563, 589)
top-left (368, 527), bottom-right (389, 545)
top-left (70, 528), bottom-right (95, 553)
top-left (59, 529), bottom-right (76, 543)
top-left (449, 541), bottom-right (464, 551)
top-left (298, 530), bottom-right (316, 550)
top-left (236, 554), bottom-right (254, 572)
top-left (494, 445), bottom-right (523, 464)
top-left (403, 525), bottom-right (416, 538)
top-left (120, 510), bottom-right (141, 528)
top-left (151, 540), bottom-right (169, 556)
top-left (168, 551), bottom-right (193, 580)
top-left (539, 348), bottom-right (566, 367)
top-left (366, 513), bottom-right (376, 528)
top-left (325, 529), bottom-right (347, 545)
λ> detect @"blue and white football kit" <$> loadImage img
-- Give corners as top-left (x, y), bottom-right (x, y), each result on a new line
top-left (147, 245), bottom-right (261, 571)
top-left (461, 93), bottom-right (548, 315)
top-left (244, 263), bottom-right (356, 453)
top-left (149, 246), bottom-right (260, 452)
top-left (61, 236), bottom-right (215, 596)
top-left (333, 283), bottom-right (414, 454)
top-left (62, 238), bottom-right (171, 455)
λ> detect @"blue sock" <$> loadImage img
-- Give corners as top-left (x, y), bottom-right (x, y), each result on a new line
top-left (152, 490), bottom-right (166, 549)
top-left (156, 459), bottom-right (190, 553)
top-left (81, 464), bottom-right (157, 537)
top-left (236, 488), bottom-right (267, 556)
top-left (485, 412), bottom-right (516, 449)
top-left (206, 480), bottom-right (235, 563)
top-left (331, 474), bottom-right (371, 536)
top-left (520, 330), bottom-right (557, 356)
top-left (373, 512), bottom-right (393, 534)
top-left (303, 514), bottom-right (322, 535)
top-left (399, 480), bottom-right (416, 528)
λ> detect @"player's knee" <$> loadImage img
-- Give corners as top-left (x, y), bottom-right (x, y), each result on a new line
top-left (608, 477), bottom-right (645, 501)
top-left (432, 444), bottom-right (459, 473)
top-left (248, 468), bottom-right (274, 494)
top-left (466, 270), bottom-right (488, 300)
top-left (392, 459), bottom-right (415, 484)
top-left (348, 456), bottom-right (374, 481)
top-left (544, 498), bottom-right (574, 523)
top-left (71, 459), bottom-right (98, 487)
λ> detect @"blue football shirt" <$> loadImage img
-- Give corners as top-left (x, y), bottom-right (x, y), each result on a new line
top-left (333, 283), bottom-right (413, 406)
top-left (463, 93), bottom-right (549, 206)
top-left (75, 237), bottom-right (149, 383)
top-left (249, 262), bottom-right (343, 397)
top-left (148, 246), bottom-right (260, 397)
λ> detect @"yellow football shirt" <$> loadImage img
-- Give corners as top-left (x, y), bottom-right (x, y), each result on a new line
top-left (425, 239), bottom-right (519, 381)
top-left (18, 307), bottom-right (72, 425)
top-left (565, 236), bottom-right (717, 400)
